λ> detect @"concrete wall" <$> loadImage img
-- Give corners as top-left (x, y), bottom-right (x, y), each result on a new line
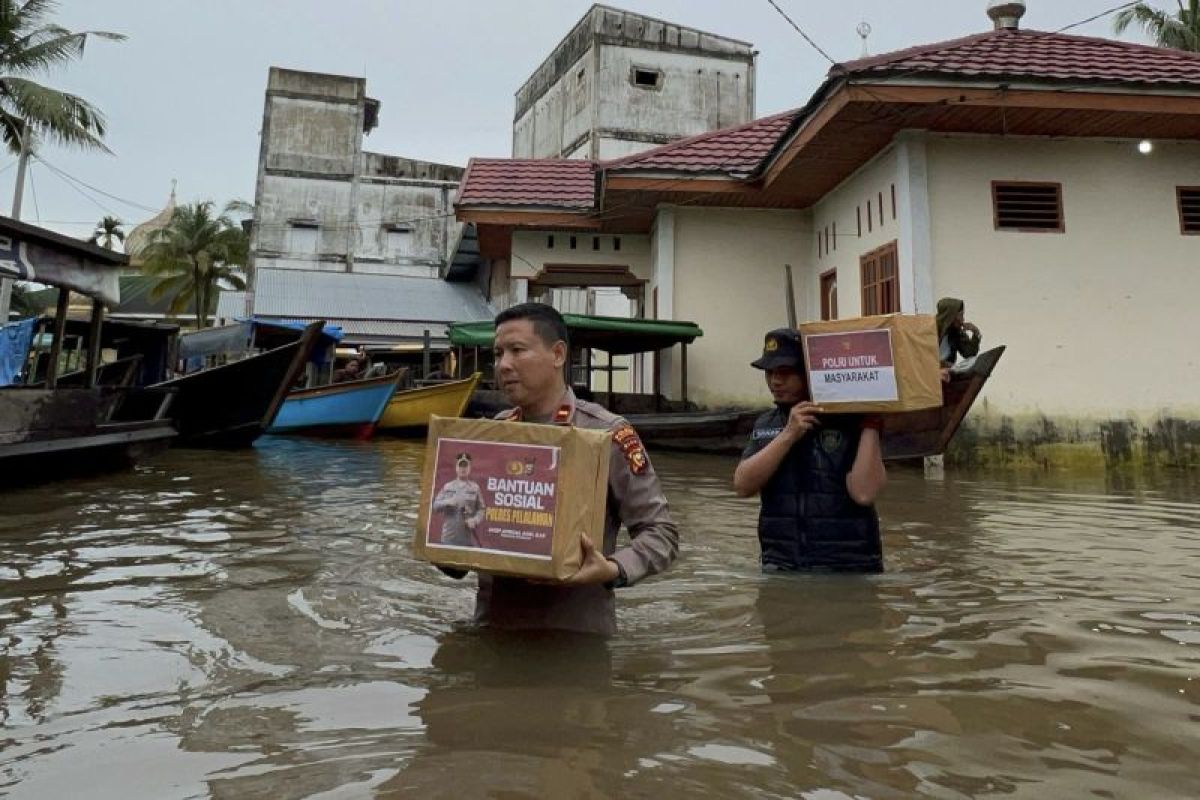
top-left (594, 45), bottom-right (752, 152)
top-left (670, 207), bottom-right (809, 407)
top-left (923, 135), bottom-right (1200, 469)
top-left (512, 50), bottom-right (593, 160)
top-left (510, 231), bottom-right (650, 280)
top-left (927, 135), bottom-right (1200, 419)
top-left (807, 147), bottom-right (902, 319)
top-left (252, 68), bottom-right (463, 280)
top-left (512, 6), bottom-right (754, 159)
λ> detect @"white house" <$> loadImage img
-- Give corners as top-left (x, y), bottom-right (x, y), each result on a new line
top-left (452, 5), bottom-right (1200, 468)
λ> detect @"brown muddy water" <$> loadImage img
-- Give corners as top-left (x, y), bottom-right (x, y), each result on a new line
top-left (1, 438), bottom-right (1198, 799)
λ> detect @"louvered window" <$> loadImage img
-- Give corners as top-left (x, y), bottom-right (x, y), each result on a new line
top-left (1178, 187), bottom-right (1200, 234)
top-left (992, 181), bottom-right (1064, 232)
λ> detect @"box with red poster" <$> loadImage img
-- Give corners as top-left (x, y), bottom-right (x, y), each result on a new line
top-left (413, 415), bottom-right (611, 580)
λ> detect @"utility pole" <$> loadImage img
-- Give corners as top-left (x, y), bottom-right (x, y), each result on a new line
top-left (0, 126), bottom-right (32, 323)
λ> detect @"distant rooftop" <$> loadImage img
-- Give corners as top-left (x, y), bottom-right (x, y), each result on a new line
top-left (515, 4), bottom-right (755, 120)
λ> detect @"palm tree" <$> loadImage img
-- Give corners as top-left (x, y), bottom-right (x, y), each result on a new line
top-left (1114, 1), bottom-right (1200, 52)
top-left (0, 0), bottom-right (126, 154)
top-left (88, 215), bottom-right (124, 250)
top-left (140, 201), bottom-right (249, 329)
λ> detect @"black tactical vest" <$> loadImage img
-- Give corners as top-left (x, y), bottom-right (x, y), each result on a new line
top-left (746, 407), bottom-right (883, 572)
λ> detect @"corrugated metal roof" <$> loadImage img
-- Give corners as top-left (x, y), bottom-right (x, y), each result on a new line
top-left (215, 290), bottom-right (247, 321)
top-left (251, 268), bottom-right (494, 323)
top-left (252, 316), bottom-right (452, 345)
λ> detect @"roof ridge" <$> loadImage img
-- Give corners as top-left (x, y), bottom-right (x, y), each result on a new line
top-left (837, 30), bottom-right (998, 74)
top-left (601, 107), bottom-right (801, 171)
top-left (839, 27), bottom-right (1200, 77)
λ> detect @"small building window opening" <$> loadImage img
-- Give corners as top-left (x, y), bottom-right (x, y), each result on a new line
top-left (592, 236), bottom-right (600, 251)
top-left (613, 237), bottom-right (622, 252)
top-left (385, 226), bottom-right (414, 256)
top-left (992, 181), bottom-right (1064, 232)
top-left (631, 67), bottom-right (663, 90)
top-left (547, 235), bottom-right (556, 249)
top-left (1178, 187), bottom-right (1200, 234)
top-left (569, 236), bottom-right (577, 250)
top-left (287, 221), bottom-right (319, 255)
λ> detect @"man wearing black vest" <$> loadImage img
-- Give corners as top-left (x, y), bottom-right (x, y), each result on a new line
top-left (733, 329), bottom-right (888, 572)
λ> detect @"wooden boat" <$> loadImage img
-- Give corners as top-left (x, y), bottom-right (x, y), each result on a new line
top-left (267, 371), bottom-right (403, 439)
top-left (49, 320), bottom-right (323, 448)
top-left (139, 322), bottom-right (322, 448)
top-left (378, 372), bottom-right (481, 434)
top-left (625, 408), bottom-right (760, 455)
top-left (1, 386), bottom-right (177, 482)
top-left (880, 345), bottom-right (1006, 461)
top-left (629, 347), bottom-right (1006, 459)
top-left (0, 215), bottom-right (178, 484)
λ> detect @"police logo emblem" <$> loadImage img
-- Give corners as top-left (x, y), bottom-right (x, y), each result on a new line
top-left (764, 337), bottom-right (779, 352)
top-left (819, 429), bottom-right (843, 453)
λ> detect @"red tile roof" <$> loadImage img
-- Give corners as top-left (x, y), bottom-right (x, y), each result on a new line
top-left (457, 31), bottom-right (1200, 212)
top-left (838, 28), bottom-right (1200, 86)
top-left (456, 158), bottom-right (596, 209)
top-left (602, 109), bottom-right (801, 175)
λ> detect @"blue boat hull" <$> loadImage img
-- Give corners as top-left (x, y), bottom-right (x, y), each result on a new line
top-left (267, 374), bottom-right (400, 439)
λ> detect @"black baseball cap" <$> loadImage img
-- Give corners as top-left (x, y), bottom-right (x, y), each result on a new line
top-left (751, 328), bottom-right (805, 371)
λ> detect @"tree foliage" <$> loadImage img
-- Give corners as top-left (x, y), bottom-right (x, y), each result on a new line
top-left (140, 201), bottom-right (249, 329)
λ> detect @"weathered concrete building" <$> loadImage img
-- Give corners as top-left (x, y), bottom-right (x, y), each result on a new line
top-left (245, 68), bottom-right (487, 349)
top-left (513, 4), bottom-right (756, 160)
top-left (251, 68), bottom-right (464, 278)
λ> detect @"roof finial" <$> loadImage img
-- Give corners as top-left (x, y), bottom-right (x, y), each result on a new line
top-left (856, 20), bottom-right (872, 57)
top-left (169, 178), bottom-right (177, 200)
top-left (987, 1), bottom-right (1026, 31)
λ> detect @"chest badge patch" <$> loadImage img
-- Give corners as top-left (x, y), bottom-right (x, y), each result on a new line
top-left (613, 423), bottom-right (649, 475)
top-left (819, 429), bottom-right (844, 454)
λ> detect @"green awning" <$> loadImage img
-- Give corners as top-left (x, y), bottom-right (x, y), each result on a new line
top-left (448, 313), bottom-right (702, 355)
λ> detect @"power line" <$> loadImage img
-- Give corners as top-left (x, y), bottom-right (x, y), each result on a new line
top-left (35, 154), bottom-right (119, 218)
top-left (33, 155), bottom-right (160, 214)
top-left (1054, 1), bottom-right (1141, 34)
top-left (764, 0), bottom-right (838, 65)
top-left (28, 164), bottom-right (40, 223)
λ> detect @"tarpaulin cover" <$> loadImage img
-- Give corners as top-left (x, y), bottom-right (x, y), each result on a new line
top-left (0, 317), bottom-right (36, 386)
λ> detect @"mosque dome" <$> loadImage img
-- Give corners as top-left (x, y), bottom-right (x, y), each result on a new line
top-left (125, 180), bottom-right (177, 263)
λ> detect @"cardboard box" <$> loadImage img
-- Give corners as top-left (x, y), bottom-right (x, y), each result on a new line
top-left (413, 415), bottom-right (611, 580)
top-left (799, 313), bottom-right (942, 414)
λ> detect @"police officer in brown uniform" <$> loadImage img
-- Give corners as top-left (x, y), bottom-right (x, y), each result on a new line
top-left (438, 302), bottom-right (678, 636)
top-left (431, 453), bottom-right (486, 547)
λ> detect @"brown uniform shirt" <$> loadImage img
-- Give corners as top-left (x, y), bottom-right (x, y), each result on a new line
top-left (473, 388), bottom-right (679, 636)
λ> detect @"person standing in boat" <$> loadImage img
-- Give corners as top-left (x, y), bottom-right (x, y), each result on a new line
top-left (733, 329), bottom-right (888, 572)
top-left (936, 297), bottom-right (982, 369)
top-left (432, 453), bottom-right (487, 547)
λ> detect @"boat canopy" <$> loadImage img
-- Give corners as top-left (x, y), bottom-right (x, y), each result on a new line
top-left (447, 314), bottom-right (703, 355)
top-left (0, 216), bottom-right (125, 307)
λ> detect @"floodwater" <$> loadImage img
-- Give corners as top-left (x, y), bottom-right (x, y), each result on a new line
top-left (1, 438), bottom-right (1198, 799)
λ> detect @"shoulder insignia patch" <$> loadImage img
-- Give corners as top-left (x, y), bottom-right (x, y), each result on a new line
top-left (612, 422), bottom-right (649, 475)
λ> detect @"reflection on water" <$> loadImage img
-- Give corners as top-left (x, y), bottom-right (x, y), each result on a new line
top-left (1, 440), bottom-right (1198, 798)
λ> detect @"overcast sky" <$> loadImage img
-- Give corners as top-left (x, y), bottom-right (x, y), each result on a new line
top-left (1, 0), bottom-right (1149, 240)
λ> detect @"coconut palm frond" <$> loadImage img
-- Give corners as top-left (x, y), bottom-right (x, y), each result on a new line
top-left (136, 199), bottom-right (252, 327)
